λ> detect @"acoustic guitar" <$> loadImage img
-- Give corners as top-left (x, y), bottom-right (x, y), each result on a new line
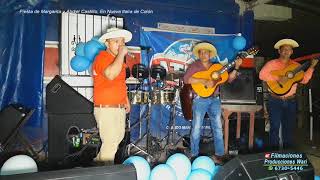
top-left (267, 61), bottom-right (311, 95)
top-left (191, 47), bottom-right (259, 97)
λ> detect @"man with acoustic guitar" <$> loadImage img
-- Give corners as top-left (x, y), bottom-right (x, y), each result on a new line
top-left (183, 42), bottom-right (242, 164)
top-left (259, 38), bottom-right (318, 150)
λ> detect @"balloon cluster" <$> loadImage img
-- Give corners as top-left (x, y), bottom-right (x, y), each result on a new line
top-left (123, 153), bottom-right (221, 180)
top-left (70, 36), bottom-right (106, 72)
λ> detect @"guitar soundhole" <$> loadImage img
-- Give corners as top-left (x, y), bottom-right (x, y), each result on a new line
top-left (286, 71), bottom-right (294, 79)
top-left (211, 72), bottom-right (220, 80)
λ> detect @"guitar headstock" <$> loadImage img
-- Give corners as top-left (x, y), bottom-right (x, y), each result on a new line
top-left (238, 47), bottom-right (260, 59)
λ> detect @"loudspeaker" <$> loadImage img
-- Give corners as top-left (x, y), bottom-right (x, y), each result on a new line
top-left (46, 75), bottom-right (93, 114)
top-left (0, 104), bottom-right (36, 157)
top-left (48, 113), bottom-right (97, 166)
top-left (221, 69), bottom-right (259, 104)
top-left (0, 105), bottom-right (31, 146)
top-left (1, 164), bottom-right (137, 180)
top-left (215, 153), bottom-right (314, 180)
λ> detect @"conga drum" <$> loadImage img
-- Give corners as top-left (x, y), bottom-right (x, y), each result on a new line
top-left (179, 84), bottom-right (194, 120)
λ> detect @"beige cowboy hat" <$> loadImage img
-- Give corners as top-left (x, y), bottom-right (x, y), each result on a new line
top-left (192, 42), bottom-right (217, 59)
top-left (274, 39), bottom-right (299, 49)
top-left (99, 27), bottom-right (132, 43)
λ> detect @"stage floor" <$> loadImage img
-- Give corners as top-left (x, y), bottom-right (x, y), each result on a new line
top-left (4, 123), bottom-right (320, 176)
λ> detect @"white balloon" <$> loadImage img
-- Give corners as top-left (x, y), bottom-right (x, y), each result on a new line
top-left (166, 153), bottom-right (191, 180)
top-left (1, 155), bottom-right (38, 175)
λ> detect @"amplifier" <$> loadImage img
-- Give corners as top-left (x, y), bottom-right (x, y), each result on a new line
top-left (221, 69), bottom-right (263, 104)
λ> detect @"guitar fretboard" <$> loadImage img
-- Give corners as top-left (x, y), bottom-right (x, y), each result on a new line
top-left (218, 51), bottom-right (251, 74)
top-left (292, 61), bottom-right (311, 75)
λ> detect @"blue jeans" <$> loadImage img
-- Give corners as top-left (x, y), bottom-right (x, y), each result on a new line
top-left (191, 96), bottom-right (224, 157)
top-left (268, 95), bottom-right (297, 149)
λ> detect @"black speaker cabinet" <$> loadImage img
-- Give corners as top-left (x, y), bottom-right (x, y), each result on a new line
top-left (0, 104), bottom-right (37, 157)
top-left (0, 165), bottom-right (137, 180)
top-left (221, 69), bottom-right (261, 104)
top-left (48, 113), bottom-right (96, 166)
top-left (46, 75), bottom-right (93, 114)
top-left (0, 105), bottom-right (31, 146)
top-left (215, 153), bottom-right (314, 180)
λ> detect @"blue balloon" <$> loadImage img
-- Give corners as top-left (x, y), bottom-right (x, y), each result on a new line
top-left (150, 164), bottom-right (177, 180)
top-left (75, 42), bottom-right (85, 56)
top-left (123, 156), bottom-right (150, 180)
top-left (91, 36), bottom-right (100, 42)
top-left (187, 169), bottom-right (212, 180)
top-left (91, 36), bottom-right (106, 48)
top-left (166, 153), bottom-right (191, 180)
top-left (257, 139), bottom-right (263, 149)
top-left (191, 156), bottom-right (216, 175)
top-left (233, 36), bottom-right (246, 50)
top-left (84, 40), bottom-right (106, 61)
top-left (70, 55), bottom-right (91, 72)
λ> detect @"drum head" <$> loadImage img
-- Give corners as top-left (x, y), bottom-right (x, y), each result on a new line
top-left (151, 65), bottom-right (166, 80)
top-left (132, 64), bottom-right (149, 79)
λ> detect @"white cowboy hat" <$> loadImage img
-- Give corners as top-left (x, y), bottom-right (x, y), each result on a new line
top-left (192, 42), bottom-right (217, 59)
top-left (274, 39), bottom-right (299, 49)
top-left (99, 27), bottom-right (132, 43)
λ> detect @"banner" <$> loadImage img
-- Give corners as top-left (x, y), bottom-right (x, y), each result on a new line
top-left (130, 27), bottom-right (242, 142)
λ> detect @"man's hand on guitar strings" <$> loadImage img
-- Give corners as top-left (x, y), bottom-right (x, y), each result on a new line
top-left (234, 58), bottom-right (243, 69)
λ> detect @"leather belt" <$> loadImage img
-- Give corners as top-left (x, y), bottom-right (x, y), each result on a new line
top-left (270, 93), bottom-right (296, 100)
top-left (196, 94), bottom-right (219, 99)
top-left (94, 104), bottom-right (125, 108)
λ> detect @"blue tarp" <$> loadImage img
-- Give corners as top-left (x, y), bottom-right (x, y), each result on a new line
top-left (0, 0), bottom-right (47, 127)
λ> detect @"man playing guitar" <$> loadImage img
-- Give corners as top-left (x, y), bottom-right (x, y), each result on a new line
top-left (259, 38), bottom-right (318, 150)
top-left (183, 41), bottom-right (242, 164)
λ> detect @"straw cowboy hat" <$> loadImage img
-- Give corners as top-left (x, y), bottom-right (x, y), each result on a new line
top-left (192, 42), bottom-right (217, 59)
top-left (274, 39), bottom-right (299, 49)
top-left (99, 27), bottom-right (132, 43)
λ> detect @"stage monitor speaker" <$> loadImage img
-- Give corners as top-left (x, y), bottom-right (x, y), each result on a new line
top-left (215, 152), bottom-right (314, 180)
top-left (46, 75), bottom-right (93, 114)
top-left (221, 69), bottom-right (261, 104)
top-left (48, 113), bottom-right (97, 166)
top-left (0, 105), bottom-right (35, 153)
top-left (0, 164), bottom-right (137, 180)
top-left (0, 105), bottom-right (31, 146)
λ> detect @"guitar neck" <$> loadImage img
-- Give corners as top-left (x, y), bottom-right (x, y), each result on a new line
top-left (219, 61), bottom-right (235, 74)
top-left (292, 61), bottom-right (311, 75)
top-left (218, 47), bottom-right (259, 74)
